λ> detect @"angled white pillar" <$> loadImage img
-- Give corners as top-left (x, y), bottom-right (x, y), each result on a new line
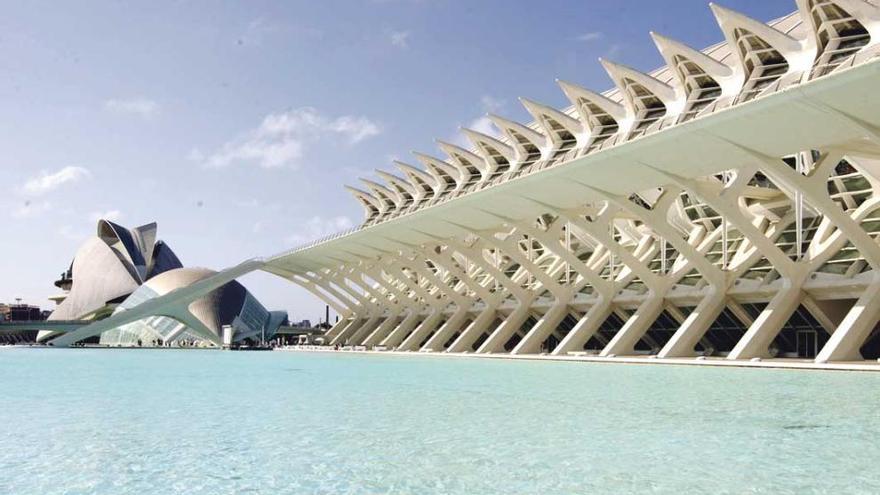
top-left (463, 226), bottom-right (563, 354)
top-left (339, 265), bottom-right (402, 346)
top-left (440, 237), bottom-right (533, 354)
top-left (718, 145), bottom-right (880, 360)
top-left (649, 165), bottom-right (805, 358)
top-left (507, 217), bottom-right (614, 354)
top-left (575, 184), bottom-right (725, 357)
top-left (398, 309), bottom-right (446, 351)
top-left (402, 228), bottom-right (506, 353)
top-left (416, 247), bottom-right (484, 352)
top-left (557, 205), bottom-right (667, 354)
top-left (381, 308), bottom-right (427, 348)
top-left (329, 264), bottom-right (392, 346)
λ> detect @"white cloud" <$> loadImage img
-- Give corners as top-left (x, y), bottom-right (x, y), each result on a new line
top-left (576, 32), bottom-right (603, 42)
top-left (88, 209), bottom-right (123, 224)
top-left (452, 95), bottom-right (505, 146)
top-left (390, 30), bottom-right (411, 48)
top-left (104, 98), bottom-right (159, 118)
top-left (22, 166), bottom-right (90, 195)
top-left (285, 215), bottom-right (354, 246)
top-left (193, 108), bottom-right (381, 170)
top-left (465, 116), bottom-right (497, 137)
top-left (327, 115), bottom-right (383, 143)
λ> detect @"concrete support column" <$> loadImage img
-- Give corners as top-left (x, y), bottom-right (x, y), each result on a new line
top-left (477, 304), bottom-right (534, 354)
top-left (728, 281), bottom-right (806, 359)
top-left (512, 300), bottom-right (570, 354)
top-left (465, 223), bottom-right (575, 354)
top-left (344, 315), bottom-right (385, 346)
top-left (646, 168), bottom-right (800, 358)
top-left (510, 219), bottom-right (614, 354)
top-left (422, 305), bottom-right (472, 351)
top-left (423, 245), bottom-right (501, 352)
top-left (560, 208), bottom-right (671, 355)
top-left (817, 277), bottom-right (880, 362)
top-left (327, 317), bottom-right (359, 342)
top-left (600, 295), bottom-right (667, 356)
top-left (398, 309), bottom-right (447, 351)
top-left (446, 303), bottom-right (501, 352)
top-left (284, 268), bottom-right (362, 340)
top-left (390, 246), bottom-right (476, 352)
top-left (743, 147), bottom-right (880, 360)
top-left (322, 265), bottom-right (385, 346)
top-left (343, 265), bottom-right (408, 345)
top-left (575, 187), bottom-right (725, 357)
top-left (381, 308), bottom-right (426, 348)
top-left (377, 258), bottom-right (450, 351)
top-left (443, 237), bottom-right (531, 353)
top-left (552, 299), bottom-right (615, 355)
top-left (360, 309), bottom-right (404, 347)
top-left (659, 288), bottom-right (729, 357)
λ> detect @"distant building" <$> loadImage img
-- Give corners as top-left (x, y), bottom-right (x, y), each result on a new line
top-left (0, 302), bottom-right (47, 344)
top-left (0, 303), bottom-right (44, 322)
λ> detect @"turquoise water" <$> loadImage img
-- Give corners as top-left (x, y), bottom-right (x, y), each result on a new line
top-left (1, 349), bottom-right (879, 494)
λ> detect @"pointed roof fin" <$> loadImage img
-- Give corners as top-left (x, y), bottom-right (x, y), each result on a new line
top-left (710, 3), bottom-right (805, 71)
top-left (600, 59), bottom-right (678, 109)
top-left (557, 79), bottom-right (627, 123)
top-left (436, 140), bottom-right (488, 176)
top-left (519, 97), bottom-right (584, 144)
top-left (459, 127), bottom-right (516, 167)
top-left (650, 31), bottom-right (733, 83)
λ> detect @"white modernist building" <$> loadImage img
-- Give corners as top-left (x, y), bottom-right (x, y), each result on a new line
top-left (40, 220), bottom-right (286, 347)
top-left (50, 1), bottom-right (880, 365)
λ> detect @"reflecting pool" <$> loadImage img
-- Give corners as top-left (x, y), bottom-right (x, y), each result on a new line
top-left (1, 348), bottom-right (878, 494)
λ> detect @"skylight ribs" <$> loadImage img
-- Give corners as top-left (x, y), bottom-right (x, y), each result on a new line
top-left (651, 33), bottom-right (734, 122)
top-left (486, 114), bottom-right (549, 180)
top-left (436, 140), bottom-right (487, 197)
top-left (413, 152), bottom-right (461, 206)
top-left (339, 2), bottom-right (880, 229)
top-left (558, 80), bottom-right (625, 154)
top-left (734, 29), bottom-right (791, 101)
top-left (712, 4), bottom-right (804, 104)
top-left (519, 98), bottom-right (584, 170)
top-left (375, 171), bottom-right (417, 219)
top-left (460, 128), bottom-right (516, 189)
top-left (601, 60), bottom-right (678, 140)
top-left (345, 186), bottom-right (382, 225)
top-left (394, 161), bottom-right (438, 213)
top-left (360, 179), bottom-right (401, 222)
top-left (799, 0), bottom-right (876, 78)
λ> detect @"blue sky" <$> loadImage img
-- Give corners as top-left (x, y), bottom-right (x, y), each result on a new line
top-left (0, 0), bottom-right (795, 322)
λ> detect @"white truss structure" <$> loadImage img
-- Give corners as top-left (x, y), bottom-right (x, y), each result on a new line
top-left (264, 0), bottom-right (880, 362)
top-left (263, 1), bottom-right (880, 363)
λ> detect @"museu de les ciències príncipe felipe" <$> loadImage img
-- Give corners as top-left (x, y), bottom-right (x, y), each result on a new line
top-left (42, 1), bottom-right (880, 369)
